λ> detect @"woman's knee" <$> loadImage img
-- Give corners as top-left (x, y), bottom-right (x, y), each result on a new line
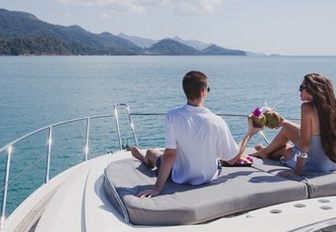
top-left (280, 121), bottom-right (292, 132)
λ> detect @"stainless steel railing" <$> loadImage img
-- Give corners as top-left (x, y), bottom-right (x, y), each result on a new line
top-left (114, 103), bottom-right (139, 149)
top-left (130, 112), bottom-right (276, 145)
top-left (0, 103), bottom-right (139, 232)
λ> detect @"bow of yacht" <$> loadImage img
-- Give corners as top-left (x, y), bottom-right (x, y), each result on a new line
top-left (1, 104), bottom-right (336, 232)
top-left (4, 149), bottom-right (336, 232)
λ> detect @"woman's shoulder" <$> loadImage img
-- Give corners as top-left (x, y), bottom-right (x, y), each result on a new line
top-left (301, 102), bottom-right (315, 113)
top-left (301, 102), bottom-right (318, 123)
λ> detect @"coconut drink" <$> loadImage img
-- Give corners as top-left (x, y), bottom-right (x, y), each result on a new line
top-left (263, 109), bottom-right (284, 129)
top-left (251, 108), bottom-right (266, 128)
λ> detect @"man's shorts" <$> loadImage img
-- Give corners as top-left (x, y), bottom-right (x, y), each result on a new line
top-left (155, 155), bottom-right (173, 181)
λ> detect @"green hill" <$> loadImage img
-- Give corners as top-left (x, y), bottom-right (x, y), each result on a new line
top-left (0, 8), bottom-right (250, 56)
top-left (0, 8), bottom-right (143, 55)
top-left (146, 39), bottom-right (200, 55)
top-left (201, 44), bottom-right (247, 56)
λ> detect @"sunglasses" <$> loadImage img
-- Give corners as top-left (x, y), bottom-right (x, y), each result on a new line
top-left (299, 84), bottom-right (309, 92)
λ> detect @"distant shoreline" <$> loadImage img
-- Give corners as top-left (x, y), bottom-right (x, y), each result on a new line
top-left (1, 54), bottom-right (336, 57)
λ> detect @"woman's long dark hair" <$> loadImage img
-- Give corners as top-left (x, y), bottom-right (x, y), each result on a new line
top-left (304, 73), bottom-right (336, 162)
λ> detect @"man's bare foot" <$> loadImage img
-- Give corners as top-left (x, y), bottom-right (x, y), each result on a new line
top-left (130, 147), bottom-right (146, 162)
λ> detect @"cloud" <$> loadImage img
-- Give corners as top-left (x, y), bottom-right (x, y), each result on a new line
top-left (59, 0), bottom-right (147, 13)
top-left (58, 0), bottom-right (225, 15)
top-left (164, 0), bottom-right (224, 16)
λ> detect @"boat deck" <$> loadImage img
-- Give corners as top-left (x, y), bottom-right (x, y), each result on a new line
top-left (4, 150), bottom-right (336, 232)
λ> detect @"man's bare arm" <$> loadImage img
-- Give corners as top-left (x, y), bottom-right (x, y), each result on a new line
top-left (227, 117), bottom-right (262, 165)
top-left (137, 148), bottom-right (176, 198)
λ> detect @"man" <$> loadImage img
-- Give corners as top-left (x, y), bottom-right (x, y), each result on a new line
top-left (130, 71), bottom-right (259, 198)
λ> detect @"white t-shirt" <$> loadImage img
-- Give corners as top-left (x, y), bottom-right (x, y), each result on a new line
top-left (165, 104), bottom-right (238, 185)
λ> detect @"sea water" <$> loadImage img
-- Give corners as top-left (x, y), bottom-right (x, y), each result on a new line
top-left (0, 55), bottom-right (336, 214)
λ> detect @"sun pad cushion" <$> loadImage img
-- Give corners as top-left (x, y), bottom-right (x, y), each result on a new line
top-left (252, 157), bottom-right (336, 197)
top-left (104, 158), bottom-right (308, 225)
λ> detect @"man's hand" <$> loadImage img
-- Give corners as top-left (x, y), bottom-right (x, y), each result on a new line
top-left (247, 116), bottom-right (263, 136)
top-left (224, 154), bottom-right (253, 166)
top-left (238, 154), bottom-right (253, 164)
top-left (231, 117), bottom-right (263, 162)
top-left (136, 188), bottom-right (160, 198)
top-left (135, 148), bottom-right (176, 198)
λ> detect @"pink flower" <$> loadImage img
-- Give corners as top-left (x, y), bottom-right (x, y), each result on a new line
top-left (252, 107), bottom-right (262, 117)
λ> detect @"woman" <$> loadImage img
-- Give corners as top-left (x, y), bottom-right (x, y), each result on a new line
top-left (254, 73), bottom-right (336, 175)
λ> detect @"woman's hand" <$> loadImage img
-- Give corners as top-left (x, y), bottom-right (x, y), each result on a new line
top-left (294, 156), bottom-right (306, 176)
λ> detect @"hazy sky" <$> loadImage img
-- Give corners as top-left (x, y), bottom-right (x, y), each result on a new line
top-left (2, 0), bottom-right (336, 55)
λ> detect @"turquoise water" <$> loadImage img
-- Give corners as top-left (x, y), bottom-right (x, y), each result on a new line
top-left (1, 56), bottom-right (336, 214)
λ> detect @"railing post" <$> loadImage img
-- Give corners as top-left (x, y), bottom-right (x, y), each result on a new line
top-left (114, 104), bottom-right (123, 150)
top-left (125, 106), bottom-right (139, 147)
top-left (84, 117), bottom-right (90, 161)
top-left (114, 103), bottom-right (139, 150)
top-left (259, 131), bottom-right (270, 145)
top-left (0, 145), bottom-right (13, 232)
top-left (45, 126), bottom-right (53, 184)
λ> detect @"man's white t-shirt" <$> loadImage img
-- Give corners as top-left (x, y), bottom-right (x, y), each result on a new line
top-left (164, 104), bottom-right (238, 185)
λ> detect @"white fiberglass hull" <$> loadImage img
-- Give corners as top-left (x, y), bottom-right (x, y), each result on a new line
top-left (4, 150), bottom-right (336, 232)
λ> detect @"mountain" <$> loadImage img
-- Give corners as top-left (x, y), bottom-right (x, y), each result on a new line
top-left (0, 8), bottom-right (252, 56)
top-left (109, 34), bottom-right (250, 56)
top-left (146, 39), bottom-right (200, 55)
top-left (118, 33), bottom-right (157, 49)
top-left (146, 38), bottom-right (248, 56)
top-left (0, 8), bottom-right (143, 55)
top-left (117, 34), bottom-right (210, 50)
top-left (171, 36), bottom-right (210, 50)
top-left (201, 44), bottom-right (247, 56)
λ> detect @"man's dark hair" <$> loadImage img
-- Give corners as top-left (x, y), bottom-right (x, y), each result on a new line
top-left (182, 71), bottom-right (208, 100)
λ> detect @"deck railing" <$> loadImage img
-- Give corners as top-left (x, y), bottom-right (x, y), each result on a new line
top-left (0, 103), bottom-right (299, 231)
top-left (0, 104), bottom-right (139, 231)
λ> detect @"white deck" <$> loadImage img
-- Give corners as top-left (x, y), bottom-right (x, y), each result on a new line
top-left (4, 150), bottom-right (336, 232)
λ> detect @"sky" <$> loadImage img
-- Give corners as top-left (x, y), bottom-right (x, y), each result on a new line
top-left (2, 0), bottom-right (336, 55)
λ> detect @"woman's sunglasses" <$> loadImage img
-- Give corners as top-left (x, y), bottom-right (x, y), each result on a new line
top-left (299, 84), bottom-right (309, 92)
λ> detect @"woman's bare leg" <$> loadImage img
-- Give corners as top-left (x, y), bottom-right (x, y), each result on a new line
top-left (253, 120), bottom-right (299, 159)
top-left (254, 143), bottom-right (286, 159)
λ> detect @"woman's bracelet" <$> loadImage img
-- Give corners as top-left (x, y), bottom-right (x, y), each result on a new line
top-left (297, 151), bottom-right (308, 159)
